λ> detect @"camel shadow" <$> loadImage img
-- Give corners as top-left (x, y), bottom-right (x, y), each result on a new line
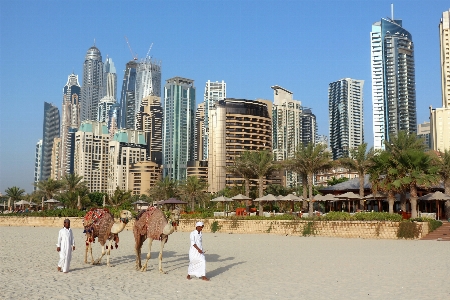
top-left (208, 261), bottom-right (246, 278)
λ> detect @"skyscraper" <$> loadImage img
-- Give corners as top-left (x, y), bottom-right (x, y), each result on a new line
top-left (163, 77), bottom-right (196, 180)
top-left (80, 45), bottom-right (104, 122)
top-left (328, 78), bottom-right (364, 160)
top-left (430, 9), bottom-right (450, 151)
top-left (202, 80), bottom-right (226, 160)
top-left (60, 73), bottom-right (81, 179)
top-left (103, 57), bottom-right (117, 100)
top-left (301, 108), bottom-right (317, 146)
top-left (135, 57), bottom-right (162, 112)
top-left (371, 12), bottom-right (416, 149)
top-left (271, 85), bottom-right (303, 187)
top-left (98, 57), bottom-right (118, 130)
top-left (135, 95), bottom-right (163, 164)
top-left (74, 120), bottom-right (109, 192)
top-left (34, 139), bottom-right (43, 190)
top-left (119, 60), bottom-right (138, 129)
top-left (41, 102), bottom-right (60, 181)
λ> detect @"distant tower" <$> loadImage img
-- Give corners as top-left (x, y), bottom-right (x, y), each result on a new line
top-left (34, 139), bottom-right (43, 190)
top-left (202, 80), bottom-right (226, 160)
top-left (60, 73), bottom-right (81, 178)
top-left (41, 102), bottom-right (60, 181)
top-left (98, 57), bottom-right (118, 130)
top-left (271, 85), bottom-right (303, 187)
top-left (135, 57), bottom-right (162, 113)
top-left (301, 108), bottom-right (317, 146)
top-left (103, 57), bottom-right (117, 100)
top-left (195, 103), bottom-right (205, 161)
top-left (163, 77), bottom-right (196, 180)
top-left (74, 121), bottom-right (109, 192)
top-left (135, 95), bottom-right (163, 165)
top-left (119, 60), bottom-right (138, 129)
top-left (371, 9), bottom-right (416, 149)
top-left (328, 78), bottom-right (364, 159)
top-left (80, 45), bottom-right (104, 122)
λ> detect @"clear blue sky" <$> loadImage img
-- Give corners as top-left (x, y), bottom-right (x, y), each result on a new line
top-left (0, 0), bottom-right (448, 193)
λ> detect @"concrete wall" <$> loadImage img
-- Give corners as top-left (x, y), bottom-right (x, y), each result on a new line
top-left (0, 217), bottom-right (429, 239)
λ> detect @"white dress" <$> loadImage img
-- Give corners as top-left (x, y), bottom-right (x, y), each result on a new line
top-left (188, 230), bottom-right (206, 277)
top-left (56, 227), bottom-right (75, 272)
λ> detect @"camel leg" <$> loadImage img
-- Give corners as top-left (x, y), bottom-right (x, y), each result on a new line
top-left (141, 238), bottom-right (153, 272)
top-left (84, 237), bottom-right (89, 264)
top-left (94, 244), bottom-right (106, 265)
top-left (88, 242), bottom-right (94, 264)
top-left (106, 240), bottom-right (113, 267)
top-left (135, 236), bottom-right (143, 270)
top-left (158, 236), bottom-right (168, 274)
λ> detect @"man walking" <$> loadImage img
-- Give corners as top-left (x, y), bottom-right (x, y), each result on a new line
top-left (56, 219), bottom-right (75, 273)
top-left (187, 221), bottom-right (209, 281)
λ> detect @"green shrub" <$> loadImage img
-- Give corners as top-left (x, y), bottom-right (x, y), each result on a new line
top-left (397, 221), bottom-right (420, 239)
top-left (211, 220), bottom-right (221, 233)
top-left (352, 212), bottom-right (402, 222)
top-left (410, 217), bottom-right (443, 232)
top-left (302, 221), bottom-right (316, 236)
top-left (322, 212), bottom-right (352, 221)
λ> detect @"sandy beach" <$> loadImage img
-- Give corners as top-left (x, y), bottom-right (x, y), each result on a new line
top-left (1, 226), bottom-right (449, 299)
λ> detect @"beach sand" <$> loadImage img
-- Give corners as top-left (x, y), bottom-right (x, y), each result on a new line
top-left (0, 226), bottom-right (449, 299)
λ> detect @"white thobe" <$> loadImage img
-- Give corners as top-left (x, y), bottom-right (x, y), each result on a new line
top-left (56, 227), bottom-right (75, 272)
top-left (188, 230), bottom-right (206, 277)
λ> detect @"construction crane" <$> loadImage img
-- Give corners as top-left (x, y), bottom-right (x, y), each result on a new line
top-left (124, 36), bottom-right (138, 61)
top-left (145, 43), bottom-right (153, 60)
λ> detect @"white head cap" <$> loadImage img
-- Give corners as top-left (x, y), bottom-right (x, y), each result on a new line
top-left (196, 221), bottom-right (204, 227)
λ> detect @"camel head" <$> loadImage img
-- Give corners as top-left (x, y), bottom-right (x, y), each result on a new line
top-left (162, 221), bottom-right (175, 236)
top-left (119, 210), bottom-right (133, 224)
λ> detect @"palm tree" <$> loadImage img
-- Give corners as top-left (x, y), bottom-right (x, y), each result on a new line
top-left (391, 148), bottom-right (439, 218)
top-left (289, 143), bottom-right (333, 215)
top-left (246, 150), bottom-right (278, 216)
top-left (63, 173), bottom-right (86, 192)
top-left (368, 150), bottom-right (399, 214)
top-left (148, 177), bottom-right (179, 201)
top-left (339, 143), bottom-right (375, 209)
top-left (178, 176), bottom-right (209, 211)
top-left (431, 150), bottom-right (450, 218)
top-left (5, 186), bottom-right (25, 201)
top-left (227, 151), bottom-right (254, 198)
top-left (34, 178), bottom-right (63, 200)
top-left (108, 187), bottom-right (132, 207)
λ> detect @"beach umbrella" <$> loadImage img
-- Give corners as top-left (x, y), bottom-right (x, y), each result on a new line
top-left (254, 194), bottom-right (278, 213)
top-left (335, 192), bottom-right (363, 213)
top-left (15, 200), bottom-right (30, 206)
top-left (159, 198), bottom-right (188, 210)
top-left (211, 196), bottom-right (233, 213)
top-left (231, 194), bottom-right (253, 210)
top-left (44, 198), bottom-right (60, 210)
top-left (419, 191), bottom-right (450, 220)
top-left (131, 200), bottom-right (150, 210)
top-left (279, 194), bottom-right (301, 211)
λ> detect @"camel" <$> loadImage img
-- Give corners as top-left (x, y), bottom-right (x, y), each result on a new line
top-left (133, 207), bottom-right (175, 272)
top-left (83, 208), bottom-right (132, 267)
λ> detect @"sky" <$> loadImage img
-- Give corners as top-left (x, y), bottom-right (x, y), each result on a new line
top-left (0, 0), bottom-right (449, 193)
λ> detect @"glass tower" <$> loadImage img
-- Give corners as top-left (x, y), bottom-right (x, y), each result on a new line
top-left (163, 77), bottom-right (196, 180)
top-left (119, 60), bottom-right (138, 129)
top-left (80, 45), bottom-right (104, 122)
top-left (41, 102), bottom-right (60, 181)
top-left (371, 16), bottom-right (416, 150)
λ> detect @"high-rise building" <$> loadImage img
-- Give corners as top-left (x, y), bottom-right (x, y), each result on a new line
top-left (41, 102), bottom-right (60, 181)
top-left (34, 139), bottom-right (43, 190)
top-left (107, 129), bottom-right (147, 195)
top-left (417, 121), bottom-right (431, 151)
top-left (60, 73), bottom-right (81, 179)
top-left (135, 58), bottom-right (162, 112)
top-left (195, 103), bottom-right (205, 161)
top-left (271, 85), bottom-right (303, 187)
top-left (103, 57), bottom-right (117, 100)
top-left (98, 57), bottom-right (118, 130)
top-left (163, 77), bottom-right (196, 180)
top-left (371, 12), bottom-right (416, 149)
top-left (208, 99), bottom-right (272, 193)
top-left (301, 108), bottom-right (317, 146)
top-left (128, 161), bottom-right (162, 196)
top-left (80, 45), bottom-right (104, 122)
top-left (50, 137), bottom-right (61, 180)
top-left (202, 80), bottom-right (226, 160)
top-left (119, 60), bottom-right (138, 129)
top-left (74, 121), bottom-right (109, 192)
top-left (328, 78), bottom-right (364, 160)
top-left (135, 95), bottom-right (163, 164)
top-left (430, 9), bottom-right (450, 151)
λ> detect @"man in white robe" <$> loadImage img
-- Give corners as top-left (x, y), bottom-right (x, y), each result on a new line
top-left (56, 219), bottom-right (75, 273)
top-left (187, 221), bottom-right (209, 281)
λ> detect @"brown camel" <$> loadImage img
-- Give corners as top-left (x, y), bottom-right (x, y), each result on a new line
top-left (83, 208), bottom-right (132, 267)
top-left (134, 207), bottom-right (174, 272)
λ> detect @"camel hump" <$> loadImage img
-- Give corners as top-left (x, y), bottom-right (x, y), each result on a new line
top-left (83, 208), bottom-right (114, 228)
